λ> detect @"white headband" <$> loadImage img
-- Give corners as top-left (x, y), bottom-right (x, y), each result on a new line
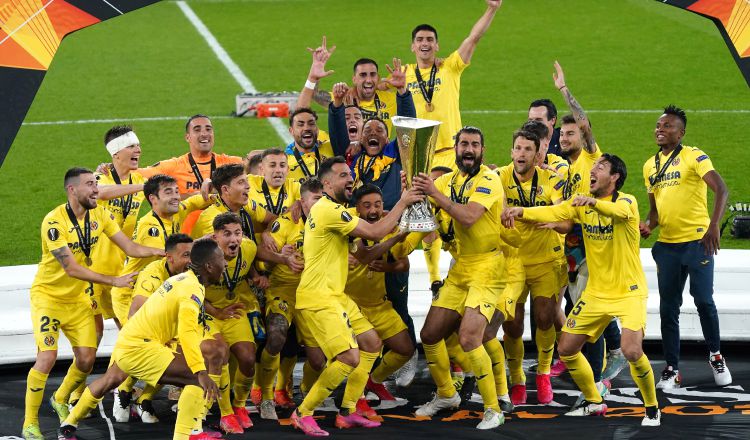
top-left (106, 131), bottom-right (140, 156)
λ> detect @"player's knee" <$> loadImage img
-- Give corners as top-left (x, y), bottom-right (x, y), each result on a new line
top-left (75, 352), bottom-right (96, 372)
top-left (358, 333), bottom-right (382, 353)
top-left (336, 349), bottom-right (360, 368)
top-left (420, 327), bottom-right (440, 345)
top-left (621, 343), bottom-right (643, 362)
top-left (557, 342), bottom-right (576, 358)
top-left (33, 351), bottom-right (58, 373)
top-left (458, 331), bottom-right (482, 352)
top-left (307, 351), bottom-right (326, 372)
top-left (265, 329), bottom-right (287, 355)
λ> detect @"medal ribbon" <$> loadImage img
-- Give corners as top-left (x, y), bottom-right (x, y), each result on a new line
top-left (414, 64), bottom-right (437, 104)
top-left (109, 165), bottom-right (134, 219)
top-left (65, 203), bottom-right (91, 262)
top-left (512, 169), bottom-right (539, 207)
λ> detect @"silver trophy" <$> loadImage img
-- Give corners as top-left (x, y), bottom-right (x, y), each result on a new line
top-left (392, 116), bottom-right (441, 232)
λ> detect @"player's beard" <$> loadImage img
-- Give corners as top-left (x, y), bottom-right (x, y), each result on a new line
top-left (456, 151), bottom-right (483, 175)
top-left (560, 143), bottom-right (581, 160)
top-left (334, 187), bottom-right (351, 205)
top-left (79, 193), bottom-right (97, 209)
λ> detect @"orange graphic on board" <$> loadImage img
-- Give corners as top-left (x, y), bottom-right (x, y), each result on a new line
top-left (689, 0), bottom-right (750, 57)
top-left (0, 0), bottom-right (99, 70)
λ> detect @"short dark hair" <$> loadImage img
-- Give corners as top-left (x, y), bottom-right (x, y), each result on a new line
top-left (352, 183), bottom-right (382, 205)
top-left (663, 104), bottom-right (687, 128)
top-left (512, 129), bottom-right (541, 151)
top-left (212, 164), bottom-right (245, 195)
top-left (529, 99), bottom-right (558, 121)
top-left (600, 153), bottom-right (627, 190)
top-left (104, 125), bottom-right (134, 146)
top-left (185, 114), bottom-right (211, 132)
top-left (412, 24), bottom-right (438, 41)
top-left (454, 126), bottom-right (485, 147)
top-left (560, 114), bottom-right (577, 126)
top-left (289, 107), bottom-right (318, 126)
top-left (245, 153), bottom-right (263, 174)
top-left (213, 212), bottom-right (242, 232)
top-left (300, 177), bottom-right (323, 195)
top-left (318, 156), bottom-right (347, 180)
top-left (521, 119), bottom-right (549, 141)
top-left (191, 238), bottom-right (219, 267)
top-left (64, 167), bottom-right (92, 189)
top-left (261, 148), bottom-right (286, 160)
top-left (165, 233), bottom-right (193, 252)
top-left (430, 166), bottom-right (453, 174)
top-left (364, 116), bottom-right (389, 137)
top-left (353, 58), bottom-right (379, 72)
top-left (144, 174), bottom-right (177, 206)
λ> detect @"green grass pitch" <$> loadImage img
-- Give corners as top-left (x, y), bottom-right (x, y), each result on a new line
top-left (1, 0), bottom-right (749, 265)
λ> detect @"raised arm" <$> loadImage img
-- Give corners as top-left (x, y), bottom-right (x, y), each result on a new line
top-left (554, 61), bottom-right (596, 153)
top-left (457, 0), bottom-right (502, 64)
top-left (298, 36), bottom-right (336, 109)
top-left (329, 82), bottom-right (352, 156)
top-left (350, 189), bottom-right (423, 241)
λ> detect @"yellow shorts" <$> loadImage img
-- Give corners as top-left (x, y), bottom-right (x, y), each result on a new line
top-left (297, 295), bottom-right (372, 360)
top-left (358, 300), bottom-right (407, 341)
top-left (564, 292), bottom-right (647, 342)
top-left (204, 314), bottom-right (255, 347)
top-left (433, 252), bottom-right (504, 323)
top-left (112, 340), bottom-right (174, 387)
top-left (515, 259), bottom-right (567, 304)
top-left (431, 149), bottom-right (458, 171)
top-left (89, 283), bottom-right (115, 319)
top-left (31, 296), bottom-right (97, 351)
top-left (265, 286), bottom-right (296, 324)
top-left (110, 286), bottom-right (132, 325)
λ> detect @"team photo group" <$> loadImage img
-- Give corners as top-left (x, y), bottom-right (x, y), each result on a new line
top-left (19, 1), bottom-right (733, 439)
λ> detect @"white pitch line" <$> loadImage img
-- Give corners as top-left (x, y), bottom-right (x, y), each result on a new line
top-left (463, 109), bottom-right (750, 115)
top-left (175, 0), bottom-right (292, 144)
top-left (21, 109), bottom-right (750, 126)
top-left (97, 400), bottom-right (116, 440)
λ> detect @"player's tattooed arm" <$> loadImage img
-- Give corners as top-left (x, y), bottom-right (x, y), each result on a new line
top-left (312, 83), bottom-right (332, 108)
top-left (51, 247), bottom-right (71, 269)
top-left (553, 61), bottom-right (596, 153)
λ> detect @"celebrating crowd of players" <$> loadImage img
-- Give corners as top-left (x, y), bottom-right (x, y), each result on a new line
top-left (21, 1), bottom-right (733, 439)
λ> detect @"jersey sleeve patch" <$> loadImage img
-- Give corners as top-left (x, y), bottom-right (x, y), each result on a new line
top-left (341, 211), bottom-right (353, 222)
top-left (621, 197), bottom-right (633, 204)
top-left (475, 186), bottom-right (491, 194)
top-left (191, 294), bottom-right (202, 306)
top-left (696, 154), bottom-right (709, 162)
top-left (554, 180), bottom-right (565, 190)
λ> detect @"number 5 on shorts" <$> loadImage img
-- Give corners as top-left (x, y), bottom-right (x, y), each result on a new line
top-left (571, 300), bottom-right (586, 316)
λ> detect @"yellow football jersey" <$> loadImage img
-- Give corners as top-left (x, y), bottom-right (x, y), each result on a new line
top-left (118, 270), bottom-right (207, 373)
top-left (564, 144), bottom-right (602, 199)
top-left (523, 191), bottom-right (647, 299)
top-left (642, 145), bottom-right (715, 243)
top-left (359, 89), bottom-right (398, 134)
top-left (92, 171), bottom-right (146, 276)
top-left (546, 153), bottom-right (570, 179)
top-left (132, 258), bottom-right (173, 300)
top-left (433, 206), bottom-right (459, 259)
top-left (406, 51), bottom-right (468, 152)
top-left (31, 204), bottom-right (121, 303)
top-left (112, 194), bottom-right (212, 298)
top-left (247, 175), bottom-right (301, 218)
top-left (268, 214), bottom-right (305, 290)
top-left (191, 197), bottom-right (268, 240)
top-left (498, 165), bottom-right (565, 265)
top-left (344, 229), bottom-right (420, 308)
top-left (287, 141), bottom-right (335, 183)
top-left (296, 194), bottom-right (359, 309)
top-left (205, 238), bottom-right (258, 311)
top-left (433, 165), bottom-right (504, 256)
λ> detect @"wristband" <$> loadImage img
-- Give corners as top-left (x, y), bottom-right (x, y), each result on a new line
top-left (558, 85), bottom-right (568, 91)
top-left (304, 79), bottom-right (317, 90)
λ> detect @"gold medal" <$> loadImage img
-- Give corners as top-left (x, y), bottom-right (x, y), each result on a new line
top-left (425, 102), bottom-right (434, 112)
top-left (84, 257), bottom-right (92, 266)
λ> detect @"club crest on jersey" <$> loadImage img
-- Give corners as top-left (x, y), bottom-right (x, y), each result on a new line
top-left (47, 228), bottom-right (60, 241)
top-left (90, 221), bottom-right (99, 231)
top-left (148, 227), bottom-right (160, 237)
top-left (566, 318), bottom-right (576, 329)
top-left (672, 157), bottom-right (680, 166)
top-left (44, 336), bottom-right (55, 347)
top-left (341, 211), bottom-right (353, 222)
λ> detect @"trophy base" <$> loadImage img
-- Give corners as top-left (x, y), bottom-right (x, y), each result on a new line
top-left (399, 201), bottom-right (438, 232)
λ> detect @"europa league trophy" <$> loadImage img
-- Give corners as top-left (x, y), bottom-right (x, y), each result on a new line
top-left (392, 116), bottom-right (441, 232)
